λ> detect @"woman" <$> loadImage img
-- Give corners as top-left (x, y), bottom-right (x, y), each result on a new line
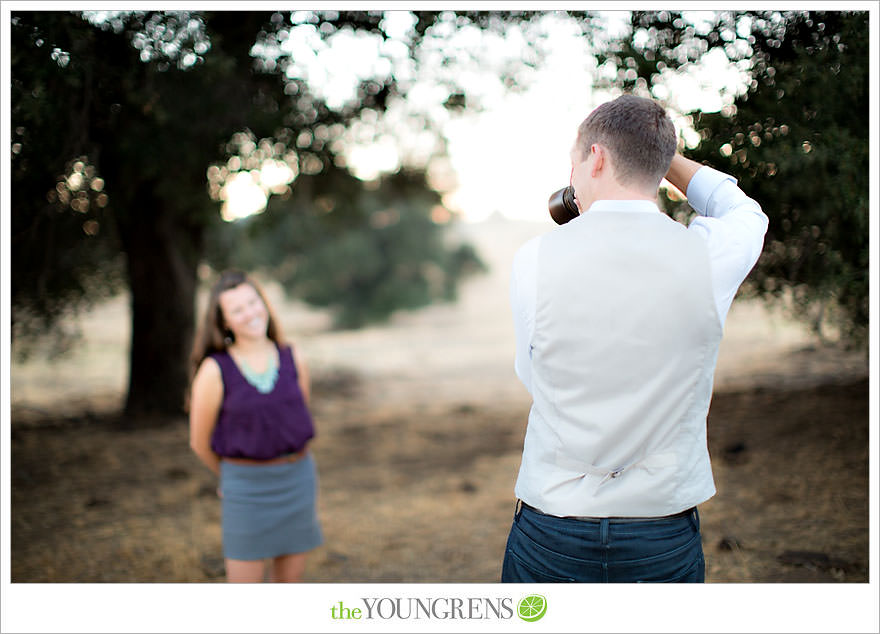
top-left (188, 269), bottom-right (322, 582)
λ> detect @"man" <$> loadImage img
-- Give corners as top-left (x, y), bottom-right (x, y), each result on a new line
top-left (502, 94), bottom-right (768, 583)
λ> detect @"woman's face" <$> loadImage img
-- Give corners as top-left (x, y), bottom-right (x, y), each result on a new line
top-left (218, 283), bottom-right (269, 343)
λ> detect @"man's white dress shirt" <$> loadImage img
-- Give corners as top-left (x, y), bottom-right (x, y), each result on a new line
top-left (510, 166), bottom-right (768, 517)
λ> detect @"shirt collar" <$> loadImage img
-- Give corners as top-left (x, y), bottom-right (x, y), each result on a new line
top-left (585, 199), bottom-right (661, 214)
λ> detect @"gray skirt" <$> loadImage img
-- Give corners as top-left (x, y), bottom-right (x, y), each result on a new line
top-left (219, 453), bottom-right (323, 561)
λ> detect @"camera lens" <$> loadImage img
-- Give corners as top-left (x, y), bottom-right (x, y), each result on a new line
top-left (548, 186), bottom-right (579, 224)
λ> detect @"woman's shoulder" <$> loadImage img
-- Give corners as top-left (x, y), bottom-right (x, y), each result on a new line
top-left (192, 355), bottom-right (223, 392)
top-left (277, 340), bottom-right (307, 369)
top-left (197, 354), bottom-right (223, 375)
top-left (202, 350), bottom-right (229, 372)
top-left (275, 340), bottom-right (297, 356)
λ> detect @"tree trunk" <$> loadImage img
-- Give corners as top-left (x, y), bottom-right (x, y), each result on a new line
top-left (117, 191), bottom-right (203, 420)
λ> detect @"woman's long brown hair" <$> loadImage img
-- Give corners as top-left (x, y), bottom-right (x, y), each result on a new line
top-left (186, 270), bottom-right (284, 410)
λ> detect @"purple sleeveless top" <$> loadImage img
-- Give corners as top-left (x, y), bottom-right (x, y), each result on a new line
top-left (210, 344), bottom-right (315, 460)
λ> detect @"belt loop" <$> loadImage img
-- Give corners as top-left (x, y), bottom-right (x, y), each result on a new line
top-left (600, 518), bottom-right (610, 545)
top-left (686, 507), bottom-right (699, 532)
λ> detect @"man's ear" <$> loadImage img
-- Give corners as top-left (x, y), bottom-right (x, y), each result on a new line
top-left (590, 144), bottom-right (605, 177)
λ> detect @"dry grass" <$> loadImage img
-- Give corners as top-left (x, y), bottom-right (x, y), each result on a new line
top-left (11, 374), bottom-right (868, 583)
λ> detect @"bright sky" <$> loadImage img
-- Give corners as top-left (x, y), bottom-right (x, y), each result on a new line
top-left (443, 42), bottom-right (747, 223)
top-left (221, 11), bottom-right (752, 222)
top-left (222, 10), bottom-right (750, 223)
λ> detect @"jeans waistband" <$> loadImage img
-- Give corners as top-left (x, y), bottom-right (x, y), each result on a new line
top-left (520, 501), bottom-right (695, 523)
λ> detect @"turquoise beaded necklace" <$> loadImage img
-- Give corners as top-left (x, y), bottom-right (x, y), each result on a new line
top-left (238, 351), bottom-right (279, 394)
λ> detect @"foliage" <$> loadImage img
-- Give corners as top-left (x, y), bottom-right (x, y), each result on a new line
top-left (10, 14), bottom-right (128, 353)
top-left (205, 167), bottom-right (486, 328)
top-left (602, 11), bottom-right (869, 344)
top-left (9, 9), bottom-right (569, 414)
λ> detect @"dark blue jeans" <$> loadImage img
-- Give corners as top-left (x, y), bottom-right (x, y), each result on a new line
top-left (501, 502), bottom-right (705, 583)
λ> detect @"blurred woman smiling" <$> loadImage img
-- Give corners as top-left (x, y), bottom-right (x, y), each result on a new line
top-left (188, 270), bottom-right (323, 582)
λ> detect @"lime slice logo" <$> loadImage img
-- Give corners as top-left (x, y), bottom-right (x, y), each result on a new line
top-left (517, 594), bottom-right (547, 622)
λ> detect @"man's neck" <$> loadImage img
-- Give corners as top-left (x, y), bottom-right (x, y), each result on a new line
top-left (584, 184), bottom-right (656, 209)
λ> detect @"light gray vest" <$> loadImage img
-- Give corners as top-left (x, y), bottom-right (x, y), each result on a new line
top-left (514, 208), bottom-right (723, 517)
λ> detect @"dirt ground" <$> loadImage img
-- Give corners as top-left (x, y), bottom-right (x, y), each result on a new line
top-left (8, 372), bottom-right (870, 584)
top-left (8, 218), bottom-right (872, 583)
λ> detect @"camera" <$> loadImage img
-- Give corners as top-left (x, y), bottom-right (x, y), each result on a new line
top-left (548, 186), bottom-right (579, 224)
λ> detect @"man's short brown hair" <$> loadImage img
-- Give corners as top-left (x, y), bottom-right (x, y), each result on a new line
top-left (576, 94), bottom-right (677, 190)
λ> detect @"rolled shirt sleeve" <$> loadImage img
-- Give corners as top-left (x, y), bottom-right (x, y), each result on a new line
top-left (685, 167), bottom-right (769, 324)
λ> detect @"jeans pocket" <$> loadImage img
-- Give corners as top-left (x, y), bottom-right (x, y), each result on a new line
top-left (501, 523), bottom-right (592, 582)
top-left (502, 547), bottom-right (577, 583)
top-left (632, 546), bottom-right (705, 583)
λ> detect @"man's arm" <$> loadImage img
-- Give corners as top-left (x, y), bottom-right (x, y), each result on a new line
top-left (666, 154), bottom-right (769, 325)
top-left (664, 154), bottom-right (702, 196)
